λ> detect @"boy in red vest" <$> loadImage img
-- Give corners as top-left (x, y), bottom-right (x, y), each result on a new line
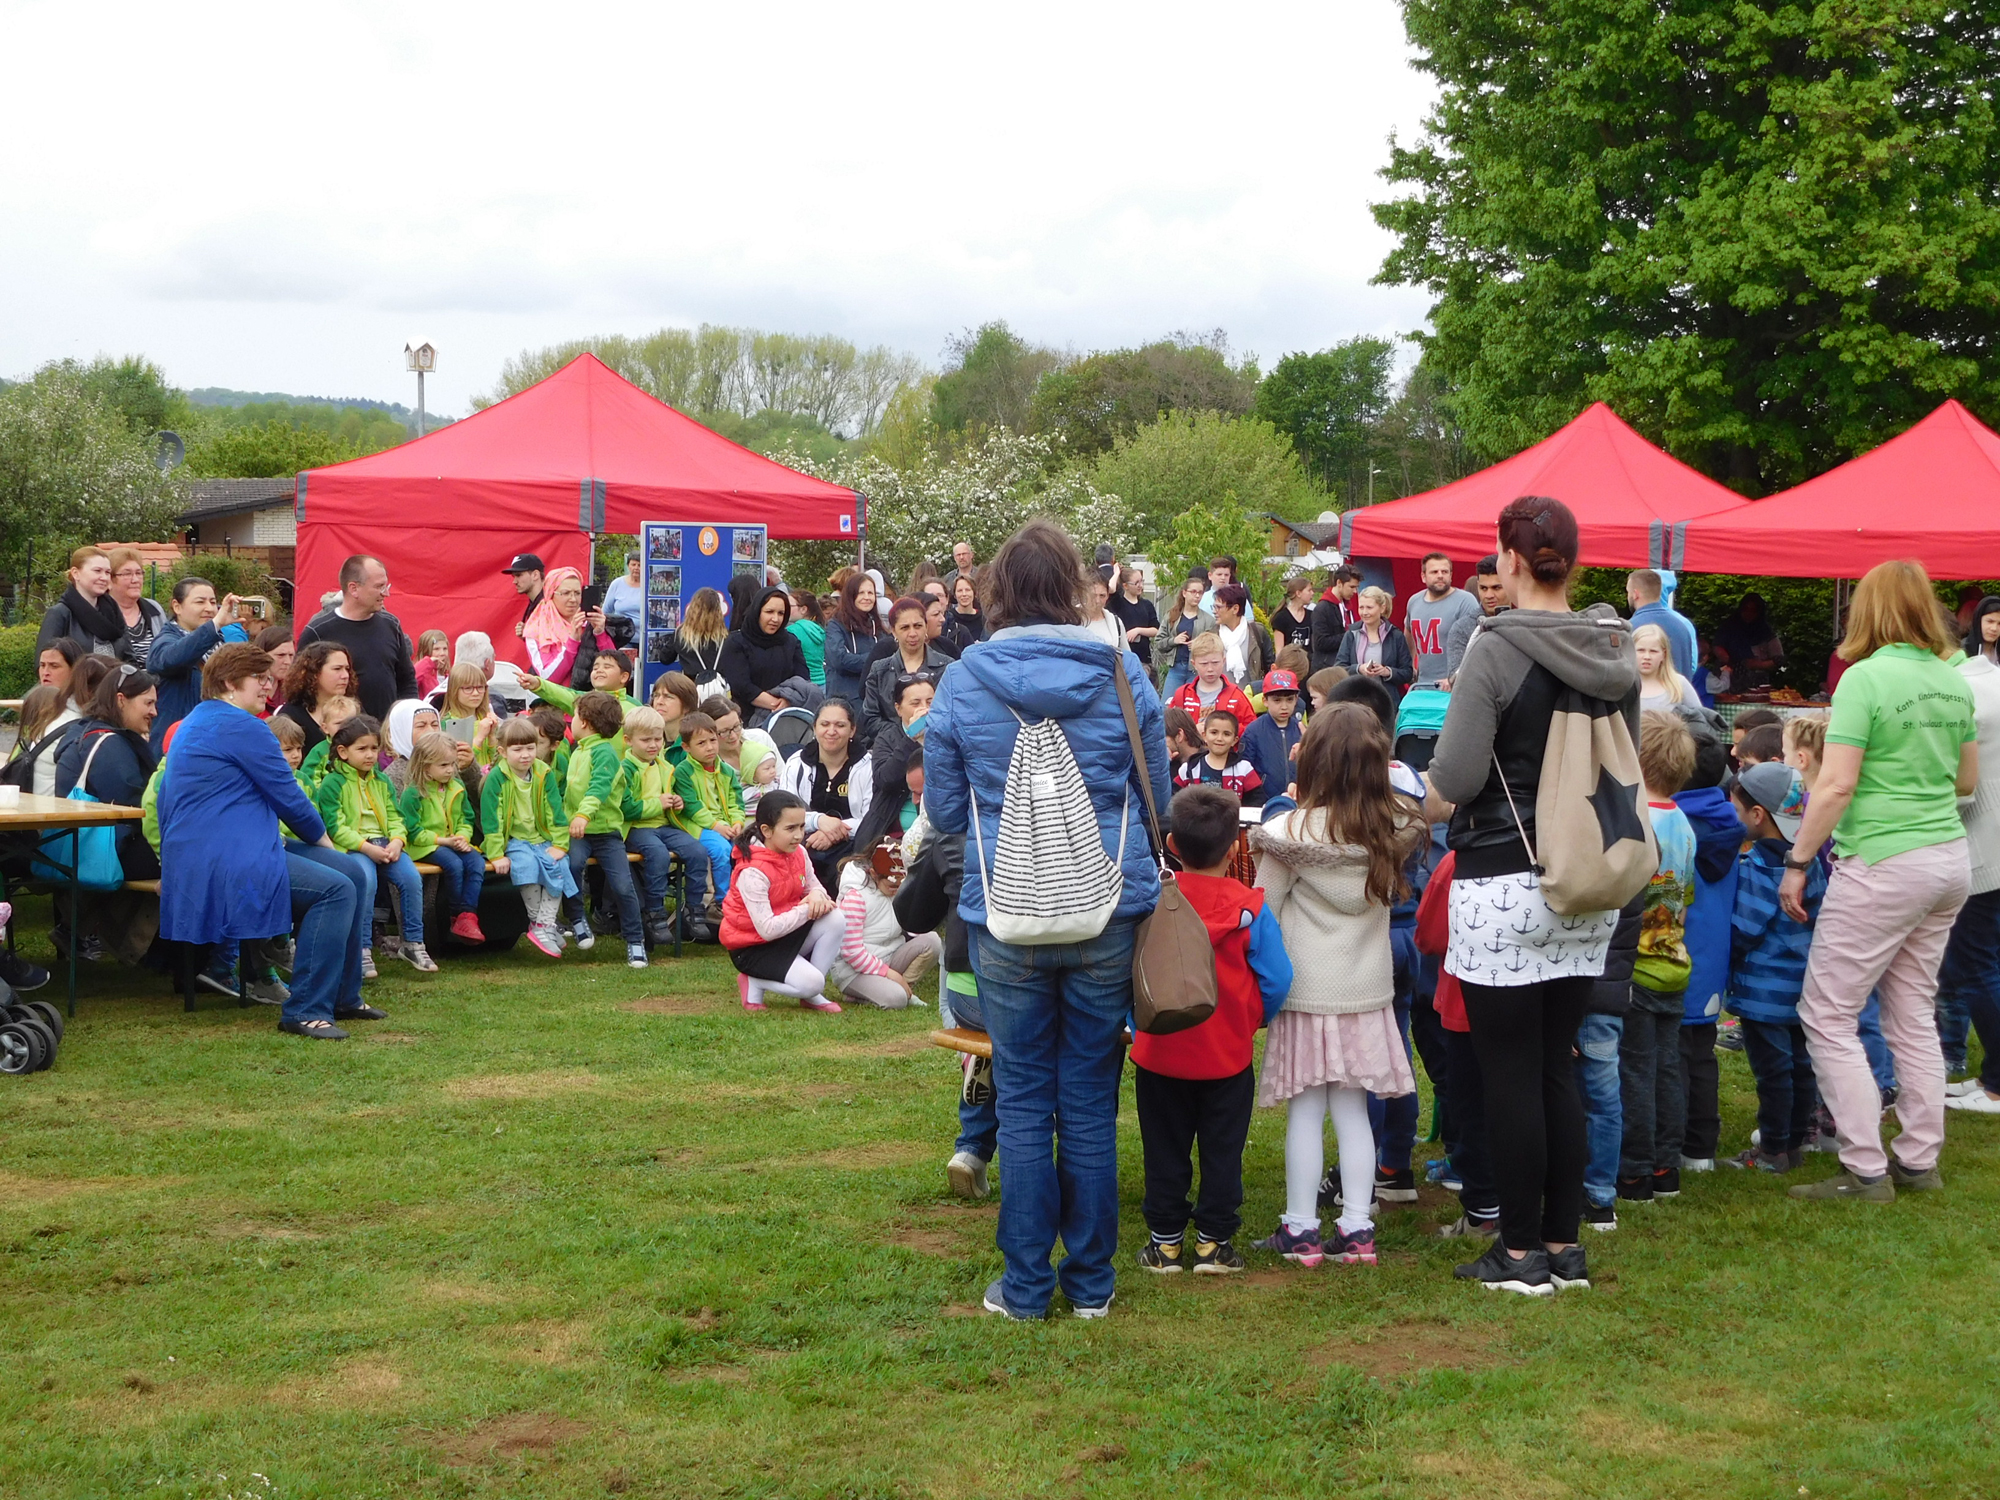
top-left (1133, 785), bottom-right (1294, 1275)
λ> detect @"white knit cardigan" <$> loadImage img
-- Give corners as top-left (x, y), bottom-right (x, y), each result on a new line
top-left (1250, 807), bottom-right (1414, 1016)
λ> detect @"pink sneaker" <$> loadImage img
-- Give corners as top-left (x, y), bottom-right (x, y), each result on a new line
top-left (1328, 1224), bottom-right (1378, 1266)
top-left (526, 925), bottom-right (562, 958)
top-left (740, 975), bottom-right (764, 1011)
top-left (1252, 1223), bottom-right (1323, 1267)
top-left (799, 995), bottom-right (842, 1013)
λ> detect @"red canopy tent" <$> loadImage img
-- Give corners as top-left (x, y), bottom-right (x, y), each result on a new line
top-left (294, 353), bottom-right (862, 657)
top-left (1341, 402), bottom-right (1749, 572)
top-left (1676, 400), bottom-right (2000, 579)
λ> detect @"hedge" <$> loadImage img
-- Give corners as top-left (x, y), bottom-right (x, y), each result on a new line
top-left (0, 621), bottom-right (38, 700)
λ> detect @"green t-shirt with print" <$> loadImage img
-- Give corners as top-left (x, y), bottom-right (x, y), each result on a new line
top-left (1825, 642), bottom-right (1976, 865)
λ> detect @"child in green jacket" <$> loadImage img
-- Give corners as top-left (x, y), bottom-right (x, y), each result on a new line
top-left (562, 692), bottom-right (648, 968)
top-left (399, 729), bottom-right (487, 945)
top-left (671, 709), bottom-right (745, 907)
top-left (296, 695), bottom-right (360, 796)
top-left (481, 716), bottom-right (578, 958)
top-left (314, 715), bottom-right (435, 974)
top-left (620, 705), bottom-right (712, 945)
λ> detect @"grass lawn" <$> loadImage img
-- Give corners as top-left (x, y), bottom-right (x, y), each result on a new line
top-left (2, 894), bottom-right (1997, 1500)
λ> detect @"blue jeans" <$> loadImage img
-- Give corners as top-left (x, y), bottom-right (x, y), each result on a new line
top-left (430, 846), bottom-right (486, 917)
top-left (283, 851), bottom-right (360, 1026)
top-left (366, 839), bottom-right (425, 943)
top-left (1369, 929), bottom-right (1421, 1171)
top-left (970, 917), bottom-right (1136, 1318)
top-left (626, 824), bottom-right (693, 909)
top-left (697, 829), bottom-right (733, 901)
top-left (1740, 1018), bottom-right (1820, 1153)
top-left (287, 843), bottom-right (372, 982)
top-left (1938, 886), bottom-right (2000, 1093)
top-left (1163, 664), bottom-right (1193, 698)
top-left (568, 831), bottom-right (643, 944)
top-left (1859, 991), bottom-right (1898, 1093)
top-left (947, 980), bottom-right (998, 1160)
top-left (1575, 1013), bottom-right (1624, 1206)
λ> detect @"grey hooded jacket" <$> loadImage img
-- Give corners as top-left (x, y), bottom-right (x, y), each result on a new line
top-left (1428, 605), bottom-right (1640, 881)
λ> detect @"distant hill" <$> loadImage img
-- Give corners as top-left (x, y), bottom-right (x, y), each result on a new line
top-left (187, 387), bottom-right (454, 429)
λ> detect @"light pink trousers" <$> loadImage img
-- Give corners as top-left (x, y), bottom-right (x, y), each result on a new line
top-left (1798, 839), bottom-right (1969, 1177)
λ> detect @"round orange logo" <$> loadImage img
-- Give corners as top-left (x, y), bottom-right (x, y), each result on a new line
top-left (698, 527), bottom-right (720, 555)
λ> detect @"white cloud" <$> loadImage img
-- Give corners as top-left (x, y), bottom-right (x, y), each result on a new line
top-left (0, 0), bottom-right (1438, 410)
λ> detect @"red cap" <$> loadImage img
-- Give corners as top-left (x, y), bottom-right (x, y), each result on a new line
top-left (1261, 669), bottom-right (1300, 694)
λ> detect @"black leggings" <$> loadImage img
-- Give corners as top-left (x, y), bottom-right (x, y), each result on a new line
top-left (1460, 975), bottom-right (1591, 1252)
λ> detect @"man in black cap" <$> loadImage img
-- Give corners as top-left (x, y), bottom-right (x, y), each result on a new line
top-left (503, 553), bottom-right (545, 639)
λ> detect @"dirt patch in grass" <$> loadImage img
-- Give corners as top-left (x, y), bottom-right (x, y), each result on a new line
top-left (620, 996), bottom-right (714, 1016)
top-left (442, 1069), bottom-right (602, 1101)
top-left (502, 1318), bottom-right (595, 1366)
top-left (214, 1219), bottom-right (323, 1242)
top-left (887, 1225), bottom-right (965, 1256)
top-left (1234, 1269), bottom-right (1297, 1289)
top-left (941, 1302), bottom-right (987, 1317)
top-left (431, 1412), bottom-right (592, 1466)
top-left (272, 1356), bottom-right (410, 1411)
top-left (0, 1170), bottom-right (124, 1206)
top-left (806, 1031), bottom-right (941, 1060)
top-left (1312, 1318), bottom-right (1504, 1380)
top-left (1409, 1450), bottom-right (1572, 1496)
top-left (815, 1141), bottom-right (932, 1170)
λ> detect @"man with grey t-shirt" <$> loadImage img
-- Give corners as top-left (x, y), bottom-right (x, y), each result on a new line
top-left (1404, 552), bottom-right (1483, 687)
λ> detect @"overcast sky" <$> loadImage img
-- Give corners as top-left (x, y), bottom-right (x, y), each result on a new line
top-left (2, 1), bottom-right (1438, 417)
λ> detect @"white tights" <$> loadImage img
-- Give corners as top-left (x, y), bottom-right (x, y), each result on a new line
top-left (520, 885), bottom-right (560, 930)
top-left (1283, 1083), bottom-right (1377, 1236)
top-left (747, 911), bottom-right (846, 1006)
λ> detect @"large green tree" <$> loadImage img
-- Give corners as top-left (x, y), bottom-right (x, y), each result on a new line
top-left (1253, 337), bottom-right (1396, 498)
top-left (1089, 410), bottom-right (1324, 554)
top-left (1029, 332), bottom-right (1259, 457)
top-left (930, 323), bottom-right (1061, 437)
top-left (1375, 0), bottom-right (2000, 490)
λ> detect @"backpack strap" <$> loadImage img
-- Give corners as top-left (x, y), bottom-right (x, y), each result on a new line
top-left (1490, 747), bottom-right (1545, 879)
top-left (1111, 659), bottom-right (1168, 868)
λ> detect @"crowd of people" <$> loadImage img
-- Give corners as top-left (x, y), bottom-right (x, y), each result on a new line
top-left (6, 517), bottom-right (1997, 1316)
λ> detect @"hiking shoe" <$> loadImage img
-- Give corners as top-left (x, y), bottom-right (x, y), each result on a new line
top-left (1548, 1245), bottom-right (1591, 1290)
top-left (1329, 1224), bottom-right (1378, 1266)
top-left (1253, 1223), bottom-right (1323, 1268)
top-left (571, 921), bottom-right (595, 951)
top-left (1425, 1157), bottom-right (1464, 1192)
top-left (1437, 1212), bottom-right (1500, 1239)
top-left (1582, 1200), bottom-right (1617, 1232)
top-left (449, 911), bottom-right (485, 943)
top-left (1652, 1167), bottom-right (1682, 1199)
top-left (359, 949), bottom-right (378, 980)
top-left (981, 1279), bottom-right (1039, 1320)
top-left (245, 975), bottom-right (288, 1007)
top-left (1616, 1174), bottom-right (1654, 1203)
top-left (1374, 1166), bottom-right (1419, 1203)
top-left (1191, 1238), bottom-right (1245, 1275)
top-left (1680, 1156), bottom-right (1715, 1173)
top-left (1788, 1169), bottom-right (1895, 1203)
top-left (526, 925), bottom-right (562, 958)
top-left (627, 943), bottom-right (649, 969)
top-left (962, 1052), bottom-right (994, 1107)
top-left (1136, 1239), bottom-right (1184, 1274)
top-left (945, 1151), bottom-right (989, 1200)
top-left (399, 942), bottom-right (438, 974)
top-left (1945, 1088), bottom-right (2000, 1113)
top-left (0, 952), bottom-right (51, 992)
top-left (278, 1018), bottom-right (348, 1040)
top-left (1726, 1146), bottom-right (1791, 1173)
top-left (1887, 1157), bottom-right (1942, 1191)
top-left (1453, 1240), bottom-right (1554, 1297)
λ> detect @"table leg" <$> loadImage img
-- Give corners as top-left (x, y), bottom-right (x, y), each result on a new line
top-left (67, 827), bottom-right (79, 1019)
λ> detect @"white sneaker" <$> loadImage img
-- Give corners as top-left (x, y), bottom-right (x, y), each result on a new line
top-left (1944, 1088), bottom-right (2000, 1113)
top-left (1071, 1294), bottom-right (1113, 1320)
top-left (946, 1151), bottom-right (990, 1200)
top-left (1750, 1128), bottom-right (1761, 1146)
top-left (572, 921), bottom-right (595, 951)
top-left (1680, 1156), bottom-right (1715, 1173)
top-left (626, 943), bottom-right (649, 969)
top-left (1945, 1077), bottom-right (1986, 1097)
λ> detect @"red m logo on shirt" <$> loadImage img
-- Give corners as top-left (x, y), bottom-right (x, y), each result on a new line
top-left (1408, 617), bottom-right (1443, 656)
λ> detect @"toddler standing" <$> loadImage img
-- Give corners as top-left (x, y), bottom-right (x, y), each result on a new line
top-left (481, 715), bottom-right (578, 957)
top-left (1250, 703), bottom-right (1423, 1268)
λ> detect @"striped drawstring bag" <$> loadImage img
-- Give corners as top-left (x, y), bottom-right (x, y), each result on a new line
top-left (970, 707), bottom-right (1127, 945)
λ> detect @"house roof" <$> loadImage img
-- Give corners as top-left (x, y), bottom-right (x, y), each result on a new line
top-left (1267, 515), bottom-right (1343, 546)
top-left (98, 542), bottom-right (184, 569)
top-left (178, 477), bottom-right (295, 523)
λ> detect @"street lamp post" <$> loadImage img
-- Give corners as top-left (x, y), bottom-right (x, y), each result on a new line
top-left (405, 341), bottom-right (437, 436)
top-left (1367, 464), bottom-right (1384, 505)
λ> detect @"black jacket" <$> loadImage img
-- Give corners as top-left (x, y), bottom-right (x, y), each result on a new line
top-left (1588, 892), bottom-right (1645, 1015)
top-left (894, 831), bottom-right (970, 977)
top-left (1309, 598), bottom-right (1356, 674)
top-left (1334, 623), bottom-right (1415, 692)
top-left (718, 588), bottom-right (811, 717)
top-left (860, 645), bottom-right (951, 742)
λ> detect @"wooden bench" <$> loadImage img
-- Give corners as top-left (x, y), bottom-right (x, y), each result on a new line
top-left (411, 851), bottom-right (681, 956)
top-left (930, 1027), bottom-right (992, 1059)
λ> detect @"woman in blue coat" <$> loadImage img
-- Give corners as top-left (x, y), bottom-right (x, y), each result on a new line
top-left (924, 520), bottom-right (1172, 1322)
top-left (159, 642), bottom-right (373, 1040)
top-left (145, 577), bottom-right (250, 750)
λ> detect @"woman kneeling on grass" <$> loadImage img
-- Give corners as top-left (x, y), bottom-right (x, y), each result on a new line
top-left (719, 790), bottom-right (847, 1013)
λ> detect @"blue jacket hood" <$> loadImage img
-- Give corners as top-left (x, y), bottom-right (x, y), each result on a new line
top-left (953, 626), bottom-right (1124, 716)
top-left (1676, 785), bottom-right (1744, 884)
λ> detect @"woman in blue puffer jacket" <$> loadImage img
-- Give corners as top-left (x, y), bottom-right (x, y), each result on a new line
top-left (925, 520), bottom-right (1171, 1322)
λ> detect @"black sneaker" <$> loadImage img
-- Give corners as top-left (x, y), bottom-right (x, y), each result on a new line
top-left (962, 1052), bottom-right (994, 1108)
top-left (1316, 1167), bottom-right (1339, 1212)
top-left (1453, 1239), bottom-right (1553, 1297)
top-left (1548, 1245), bottom-right (1591, 1290)
top-left (1616, 1174), bottom-right (1654, 1203)
top-left (1652, 1167), bottom-right (1681, 1199)
top-left (1190, 1238), bottom-right (1245, 1275)
top-left (0, 952), bottom-right (50, 992)
top-left (1136, 1239), bottom-right (1184, 1274)
top-left (1582, 1200), bottom-right (1617, 1232)
top-left (1373, 1165), bottom-right (1419, 1203)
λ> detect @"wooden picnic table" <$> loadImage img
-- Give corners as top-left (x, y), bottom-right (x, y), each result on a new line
top-left (0, 794), bottom-right (145, 1016)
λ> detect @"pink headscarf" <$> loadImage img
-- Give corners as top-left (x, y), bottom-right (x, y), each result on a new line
top-left (523, 565), bottom-right (584, 649)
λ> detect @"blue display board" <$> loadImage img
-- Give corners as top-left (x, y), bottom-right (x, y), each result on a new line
top-left (640, 521), bottom-right (767, 695)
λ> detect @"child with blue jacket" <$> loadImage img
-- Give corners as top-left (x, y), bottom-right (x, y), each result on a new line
top-left (1725, 762), bottom-right (1828, 1172)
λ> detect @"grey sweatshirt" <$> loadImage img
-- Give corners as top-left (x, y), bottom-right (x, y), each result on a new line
top-left (1430, 605), bottom-right (1641, 880)
top-left (1405, 588), bottom-right (1483, 685)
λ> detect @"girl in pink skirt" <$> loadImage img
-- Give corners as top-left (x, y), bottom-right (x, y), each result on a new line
top-left (1251, 702), bottom-right (1425, 1267)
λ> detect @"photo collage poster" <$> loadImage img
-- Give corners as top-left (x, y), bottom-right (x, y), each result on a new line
top-left (640, 521), bottom-right (768, 694)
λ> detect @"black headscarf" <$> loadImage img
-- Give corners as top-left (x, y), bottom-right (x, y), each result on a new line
top-left (738, 586), bottom-right (793, 648)
top-left (62, 583), bottom-right (128, 645)
top-left (1965, 595), bottom-right (2000, 660)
